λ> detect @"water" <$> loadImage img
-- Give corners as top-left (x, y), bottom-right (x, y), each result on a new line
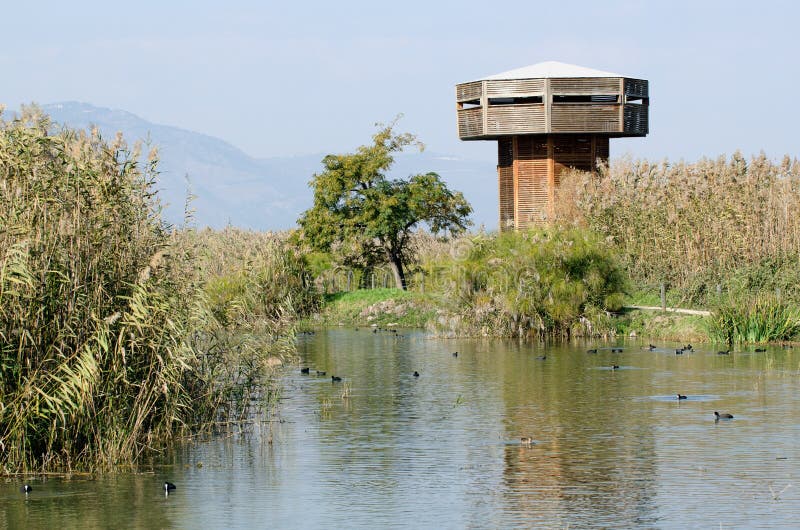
top-left (3, 330), bottom-right (799, 528)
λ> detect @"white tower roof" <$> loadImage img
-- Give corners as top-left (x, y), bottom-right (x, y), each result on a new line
top-left (482, 61), bottom-right (623, 80)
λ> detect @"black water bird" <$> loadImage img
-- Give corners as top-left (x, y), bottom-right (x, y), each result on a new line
top-left (316, 370), bottom-right (326, 376)
top-left (683, 344), bottom-right (693, 351)
top-left (372, 328), bottom-right (378, 333)
top-left (520, 437), bottom-right (534, 446)
top-left (611, 365), bottom-right (620, 370)
top-left (611, 348), bottom-right (623, 353)
top-left (754, 347), bottom-right (766, 352)
top-left (413, 371), bottom-right (420, 377)
top-left (675, 349), bottom-right (683, 355)
top-left (587, 348), bottom-right (598, 354)
top-left (648, 344), bottom-right (657, 351)
top-left (452, 352), bottom-right (458, 357)
top-left (717, 350), bottom-right (730, 355)
top-left (677, 394), bottom-right (687, 400)
top-left (300, 367), bottom-right (310, 374)
top-left (164, 482), bottom-right (176, 492)
top-left (536, 355), bottom-right (547, 361)
top-left (20, 484), bottom-right (32, 494)
top-left (714, 411), bottom-right (734, 420)
top-left (331, 375), bottom-right (342, 382)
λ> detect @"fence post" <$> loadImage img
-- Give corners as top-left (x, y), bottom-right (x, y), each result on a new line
top-left (660, 283), bottom-right (666, 312)
top-left (371, 273), bottom-right (375, 290)
top-left (346, 269), bottom-right (352, 292)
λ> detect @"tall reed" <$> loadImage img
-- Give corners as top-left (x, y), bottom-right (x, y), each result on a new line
top-left (555, 153), bottom-right (800, 306)
top-left (0, 107), bottom-right (317, 472)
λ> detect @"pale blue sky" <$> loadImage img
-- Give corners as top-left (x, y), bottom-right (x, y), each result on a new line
top-left (3, 0), bottom-right (798, 162)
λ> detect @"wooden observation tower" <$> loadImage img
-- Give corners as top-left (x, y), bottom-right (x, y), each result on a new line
top-left (456, 61), bottom-right (649, 230)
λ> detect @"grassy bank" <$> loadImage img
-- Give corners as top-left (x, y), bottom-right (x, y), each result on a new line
top-left (309, 288), bottom-right (434, 328)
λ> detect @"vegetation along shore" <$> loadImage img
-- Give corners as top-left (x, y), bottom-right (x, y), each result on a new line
top-left (2, 109), bottom-right (799, 473)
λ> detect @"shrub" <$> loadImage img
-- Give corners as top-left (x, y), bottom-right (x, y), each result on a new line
top-left (432, 227), bottom-right (626, 338)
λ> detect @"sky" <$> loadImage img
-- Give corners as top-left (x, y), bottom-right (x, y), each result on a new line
top-left (2, 0), bottom-right (799, 164)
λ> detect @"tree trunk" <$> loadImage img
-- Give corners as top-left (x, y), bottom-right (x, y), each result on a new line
top-left (387, 252), bottom-right (406, 290)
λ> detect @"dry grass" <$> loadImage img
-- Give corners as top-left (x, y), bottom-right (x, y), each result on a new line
top-left (555, 154), bottom-right (800, 305)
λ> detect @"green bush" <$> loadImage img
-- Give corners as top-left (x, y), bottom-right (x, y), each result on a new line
top-left (433, 227), bottom-right (626, 337)
top-left (706, 294), bottom-right (800, 344)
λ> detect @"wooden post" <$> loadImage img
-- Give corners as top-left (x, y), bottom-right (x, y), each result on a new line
top-left (346, 269), bottom-right (352, 292)
top-left (660, 283), bottom-right (666, 312)
top-left (371, 273), bottom-right (375, 290)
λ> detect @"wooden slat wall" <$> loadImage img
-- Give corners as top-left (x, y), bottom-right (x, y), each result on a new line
top-left (485, 78), bottom-right (545, 97)
top-left (623, 104), bottom-right (649, 135)
top-left (457, 76), bottom-right (648, 140)
top-left (550, 77), bottom-right (621, 94)
top-left (497, 138), bottom-right (515, 231)
top-left (515, 136), bottom-right (549, 229)
top-left (486, 105), bottom-right (546, 135)
top-left (456, 81), bottom-right (483, 102)
top-left (457, 107), bottom-right (484, 138)
top-left (594, 136), bottom-right (610, 160)
top-left (623, 78), bottom-right (649, 98)
top-left (551, 104), bottom-right (620, 133)
top-left (496, 135), bottom-right (610, 230)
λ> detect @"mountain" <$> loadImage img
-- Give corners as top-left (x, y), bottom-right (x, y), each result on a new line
top-left (39, 102), bottom-right (498, 230)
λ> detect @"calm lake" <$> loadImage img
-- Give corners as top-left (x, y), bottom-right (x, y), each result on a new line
top-left (3, 329), bottom-right (799, 528)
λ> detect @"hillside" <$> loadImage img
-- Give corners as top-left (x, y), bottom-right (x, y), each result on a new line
top-left (39, 103), bottom-right (496, 230)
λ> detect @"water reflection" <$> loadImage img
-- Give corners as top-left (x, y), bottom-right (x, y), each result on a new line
top-left (2, 330), bottom-right (799, 528)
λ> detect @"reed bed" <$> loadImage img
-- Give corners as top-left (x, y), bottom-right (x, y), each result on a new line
top-left (555, 154), bottom-right (800, 306)
top-left (0, 108), bottom-right (316, 472)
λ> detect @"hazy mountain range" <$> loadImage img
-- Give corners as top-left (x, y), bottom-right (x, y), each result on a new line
top-left (39, 102), bottom-right (498, 230)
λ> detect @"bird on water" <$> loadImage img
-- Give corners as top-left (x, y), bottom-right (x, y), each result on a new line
top-left (677, 394), bottom-right (687, 400)
top-left (164, 482), bottom-right (176, 493)
top-left (587, 348), bottom-right (598, 354)
top-left (20, 484), bottom-right (32, 494)
top-left (300, 367), bottom-right (310, 374)
top-left (714, 412), bottom-right (734, 420)
top-left (331, 375), bottom-right (342, 382)
top-left (520, 437), bottom-right (534, 446)
top-left (611, 365), bottom-right (620, 370)
top-left (413, 371), bottom-right (420, 377)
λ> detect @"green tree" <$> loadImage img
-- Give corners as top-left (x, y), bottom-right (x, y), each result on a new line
top-left (298, 122), bottom-right (472, 290)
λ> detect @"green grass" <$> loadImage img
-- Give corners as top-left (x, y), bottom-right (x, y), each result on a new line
top-left (310, 288), bottom-right (436, 328)
top-left (705, 295), bottom-right (800, 344)
top-left (614, 308), bottom-right (708, 342)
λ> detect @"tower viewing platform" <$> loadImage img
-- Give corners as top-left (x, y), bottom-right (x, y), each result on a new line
top-left (456, 61), bottom-right (649, 229)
